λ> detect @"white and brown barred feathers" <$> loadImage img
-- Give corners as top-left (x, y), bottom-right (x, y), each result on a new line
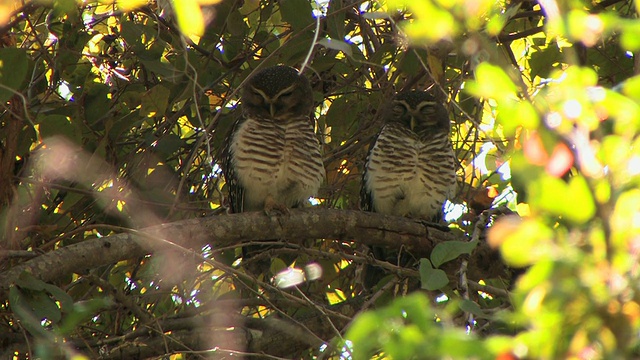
top-left (361, 90), bottom-right (456, 222)
top-left (222, 65), bottom-right (325, 213)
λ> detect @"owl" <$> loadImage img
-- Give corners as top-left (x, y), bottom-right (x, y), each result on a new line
top-left (223, 65), bottom-right (325, 214)
top-left (361, 90), bottom-right (457, 288)
top-left (221, 65), bottom-right (325, 272)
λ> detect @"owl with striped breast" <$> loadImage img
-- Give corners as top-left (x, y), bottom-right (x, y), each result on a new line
top-left (361, 90), bottom-right (456, 288)
top-left (223, 65), bottom-right (325, 216)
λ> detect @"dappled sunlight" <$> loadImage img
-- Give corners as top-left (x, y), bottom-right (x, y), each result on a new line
top-left (2, 0), bottom-right (640, 358)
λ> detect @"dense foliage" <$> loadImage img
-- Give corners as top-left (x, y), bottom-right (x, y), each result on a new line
top-left (1, 0), bottom-right (640, 358)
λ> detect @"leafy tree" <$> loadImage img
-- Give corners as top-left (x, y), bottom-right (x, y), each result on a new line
top-left (0, 0), bottom-right (639, 359)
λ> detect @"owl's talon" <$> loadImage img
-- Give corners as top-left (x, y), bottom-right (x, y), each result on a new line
top-left (264, 205), bottom-right (290, 216)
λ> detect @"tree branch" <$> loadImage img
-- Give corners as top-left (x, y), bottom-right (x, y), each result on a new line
top-left (497, 26), bottom-right (545, 43)
top-left (0, 208), bottom-right (460, 292)
top-left (0, 208), bottom-right (508, 358)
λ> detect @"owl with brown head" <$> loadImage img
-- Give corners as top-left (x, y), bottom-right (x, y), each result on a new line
top-left (221, 65), bottom-right (325, 275)
top-left (361, 90), bottom-right (456, 288)
top-left (223, 65), bottom-right (324, 214)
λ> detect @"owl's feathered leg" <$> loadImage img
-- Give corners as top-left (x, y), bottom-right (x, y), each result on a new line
top-left (263, 194), bottom-right (290, 216)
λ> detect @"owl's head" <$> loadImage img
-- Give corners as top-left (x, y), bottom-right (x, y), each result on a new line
top-left (388, 90), bottom-right (450, 137)
top-left (241, 65), bottom-right (313, 120)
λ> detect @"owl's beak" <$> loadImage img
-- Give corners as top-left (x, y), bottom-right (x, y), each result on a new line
top-left (270, 103), bottom-right (277, 117)
top-left (410, 116), bottom-right (417, 131)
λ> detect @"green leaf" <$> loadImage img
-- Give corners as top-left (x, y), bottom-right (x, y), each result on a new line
top-left (9, 286), bottom-right (49, 337)
top-left (419, 259), bottom-right (449, 290)
top-left (38, 115), bottom-right (80, 143)
top-left (459, 299), bottom-right (489, 319)
top-left (15, 273), bottom-right (73, 317)
top-left (154, 134), bottom-right (183, 157)
top-left (598, 89), bottom-right (640, 135)
top-left (57, 298), bottom-right (113, 336)
top-left (430, 240), bottom-right (478, 268)
top-left (42, 283), bottom-right (74, 313)
top-left (227, 10), bottom-right (248, 36)
top-left (269, 258), bottom-right (288, 275)
top-left (621, 23), bottom-right (640, 51)
top-left (84, 83), bottom-right (111, 126)
top-left (529, 174), bottom-right (595, 224)
top-left (120, 20), bottom-right (165, 60)
top-left (141, 60), bottom-right (182, 82)
top-left (140, 85), bottom-right (171, 117)
top-left (346, 312), bottom-right (380, 358)
top-left (491, 217), bottom-right (554, 267)
top-left (398, 2), bottom-right (456, 42)
top-left (397, 49), bottom-right (427, 75)
top-left (173, 0), bottom-right (205, 36)
top-left (10, 284), bottom-right (62, 325)
top-left (529, 44), bottom-right (563, 80)
top-left (565, 175), bottom-right (596, 223)
top-left (279, 0), bottom-right (314, 31)
top-left (326, 0), bottom-right (346, 39)
top-left (324, 94), bottom-right (363, 143)
top-left (0, 48), bottom-right (28, 103)
top-left (467, 63), bottom-right (517, 99)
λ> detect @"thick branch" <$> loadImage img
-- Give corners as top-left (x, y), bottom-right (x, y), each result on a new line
top-left (0, 208), bottom-right (460, 291)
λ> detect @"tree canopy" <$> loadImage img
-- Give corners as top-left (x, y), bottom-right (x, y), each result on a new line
top-left (1, 0), bottom-right (640, 359)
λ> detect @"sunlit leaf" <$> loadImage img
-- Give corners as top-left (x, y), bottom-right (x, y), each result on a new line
top-left (317, 38), bottom-right (353, 57)
top-left (529, 174), bottom-right (595, 224)
top-left (567, 10), bottom-right (604, 47)
top-left (488, 216), bottom-right (553, 267)
top-left (346, 312), bottom-right (381, 358)
top-left (621, 22), bottom-right (640, 50)
top-left (116, 0), bottom-right (148, 11)
top-left (467, 63), bottom-right (517, 99)
top-left (173, 0), bottom-right (206, 36)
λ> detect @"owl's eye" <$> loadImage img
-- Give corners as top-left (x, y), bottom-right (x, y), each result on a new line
top-left (392, 104), bottom-right (406, 115)
top-left (279, 89), bottom-right (294, 99)
top-left (251, 89), bottom-right (266, 101)
top-left (420, 105), bottom-right (435, 115)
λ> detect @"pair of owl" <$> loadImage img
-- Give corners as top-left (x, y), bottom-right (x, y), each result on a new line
top-left (222, 65), bottom-right (456, 285)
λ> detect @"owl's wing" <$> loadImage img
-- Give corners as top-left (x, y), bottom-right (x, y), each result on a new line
top-left (220, 115), bottom-right (246, 213)
top-left (360, 127), bottom-right (383, 212)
